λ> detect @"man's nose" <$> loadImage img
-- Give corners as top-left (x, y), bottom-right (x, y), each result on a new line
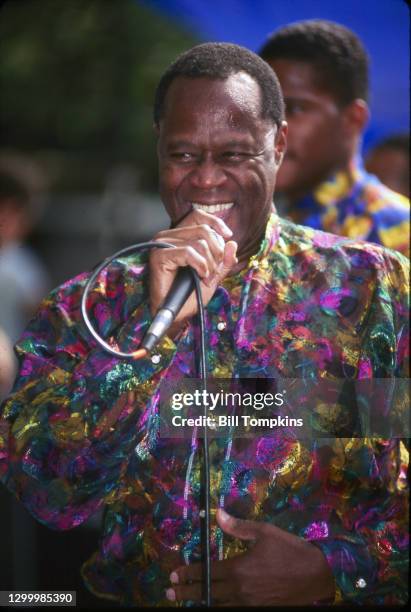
top-left (189, 155), bottom-right (226, 189)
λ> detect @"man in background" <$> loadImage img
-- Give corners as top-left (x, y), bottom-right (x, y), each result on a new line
top-left (259, 19), bottom-right (409, 256)
top-left (366, 133), bottom-right (409, 198)
top-left (0, 169), bottom-right (50, 345)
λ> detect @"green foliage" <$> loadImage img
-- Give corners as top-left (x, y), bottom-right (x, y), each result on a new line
top-left (0, 0), bottom-right (198, 189)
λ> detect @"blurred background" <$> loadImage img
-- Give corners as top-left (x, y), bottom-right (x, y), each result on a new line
top-left (0, 0), bottom-right (409, 287)
top-left (0, 0), bottom-right (409, 606)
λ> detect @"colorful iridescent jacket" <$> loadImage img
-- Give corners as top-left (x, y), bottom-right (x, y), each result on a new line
top-left (280, 159), bottom-right (410, 257)
top-left (0, 212), bottom-right (409, 606)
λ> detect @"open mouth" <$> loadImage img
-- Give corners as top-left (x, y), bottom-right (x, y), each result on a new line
top-left (192, 202), bottom-right (234, 218)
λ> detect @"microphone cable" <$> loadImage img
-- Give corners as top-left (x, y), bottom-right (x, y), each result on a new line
top-left (81, 241), bottom-right (211, 607)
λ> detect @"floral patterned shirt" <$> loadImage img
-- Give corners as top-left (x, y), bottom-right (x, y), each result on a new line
top-left (0, 211), bottom-right (409, 606)
top-left (280, 159), bottom-right (410, 257)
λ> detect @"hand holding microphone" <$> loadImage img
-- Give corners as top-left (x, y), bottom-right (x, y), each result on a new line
top-left (81, 208), bottom-right (237, 357)
top-left (147, 209), bottom-right (238, 346)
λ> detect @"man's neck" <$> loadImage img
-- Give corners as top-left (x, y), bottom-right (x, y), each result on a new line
top-left (285, 155), bottom-right (361, 206)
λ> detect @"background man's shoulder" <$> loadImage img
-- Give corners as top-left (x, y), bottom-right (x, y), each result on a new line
top-left (275, 216), bottom-right (409, 276)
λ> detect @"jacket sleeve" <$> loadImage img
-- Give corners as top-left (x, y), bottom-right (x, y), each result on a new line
top-left (0, 262), bottom-right (182, 531)
top-left (313, 248), bottom-right (409, 605)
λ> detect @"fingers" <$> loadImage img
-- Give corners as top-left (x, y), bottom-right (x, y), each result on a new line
top-left (154, 224), bottom-right (227, 267)
top-left (166, 582), bottom-right (200, 603)
top-left (150, 243), bottom-right (210, 282)
top-left (152, 225), bottom-right (237, 287)
top-left (167, 580), bottom-right (234, 605)
top-left (149, 209), bottom-right (237, 320)
top-left (216, 508), bottom-right (261, 541)
top-left (223, 241), bottom-right (238, 268)
top-left (213, 241), bottom-right (238, 284)
top-left (173, 208), bottom-right (233, 240)
top-left (152, 235), bottom-right (223, 285)
top-left (155, 207), bottom-right (233, 268)
top-left (171, 558), bottom-right (235, 585)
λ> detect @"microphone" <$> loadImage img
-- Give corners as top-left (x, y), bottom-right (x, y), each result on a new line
top-left (141, 267), bottom-right (195, 352)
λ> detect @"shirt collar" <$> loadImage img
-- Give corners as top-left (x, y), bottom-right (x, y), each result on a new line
top-left (311, 156), bottom-right (366, 207)
top-left (222, 204), bottom-right (280, 289)
top-left (248, 205), bottom-right (280, 266)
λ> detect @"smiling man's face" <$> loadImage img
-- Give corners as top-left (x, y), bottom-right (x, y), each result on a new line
top-left (156, 73), bottom-right (287, 262)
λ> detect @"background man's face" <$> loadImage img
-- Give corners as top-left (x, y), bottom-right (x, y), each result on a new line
top-left (157, 73), bottom-right (286, 258)
top-left (366, 148), bottom-right (410, 198)
top-left (266, 59), bottom-right (350, 200)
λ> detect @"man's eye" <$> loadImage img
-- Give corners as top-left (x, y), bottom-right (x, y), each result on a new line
top-left (170, 152), bottom-right (194, 162)
top-left (221, 152), bottom-right (247, 162)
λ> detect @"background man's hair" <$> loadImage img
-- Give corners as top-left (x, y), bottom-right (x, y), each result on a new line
top-left (154, 42), bottom-right (284, 127)
top-left (259, 19), bottom-right (369, 106)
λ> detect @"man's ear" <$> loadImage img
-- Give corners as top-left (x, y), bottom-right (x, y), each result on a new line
top-left (342, 99), bottom-right (369, 136)
top-left (274, 121), bottom-right (288, 167)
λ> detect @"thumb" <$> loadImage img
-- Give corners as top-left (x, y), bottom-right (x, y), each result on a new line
top-left (216, 508), bottom-right (261, 541)
top-left (215, 240), bottom-right (238, 282)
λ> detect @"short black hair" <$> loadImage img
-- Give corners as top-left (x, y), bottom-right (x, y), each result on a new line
top-left (259, 19), bottom-right (369, 106)
top-left (154, 42), bottom-right (284, 127)
top-left (372, 133), bottom-right (409, 156)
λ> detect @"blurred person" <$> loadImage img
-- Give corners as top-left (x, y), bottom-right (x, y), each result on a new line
top-left (259, 19), bottom-right (410, 256)
top-left (0, 43), bottom-right (408, 607)
top-left (0, 169), bottom-right (50, 344)
top-left (366, 133), bottom-right (410, 198)
top-left (0, 326), bottom-right (15, 400)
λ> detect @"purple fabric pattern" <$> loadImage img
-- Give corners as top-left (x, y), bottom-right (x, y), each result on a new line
top-left (0, 212), bottom-right (408, 606)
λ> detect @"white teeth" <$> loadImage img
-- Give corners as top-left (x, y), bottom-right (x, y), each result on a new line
top-left (192, 203), bottom-right (234, 213)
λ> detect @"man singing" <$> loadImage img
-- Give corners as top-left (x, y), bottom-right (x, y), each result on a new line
top-left (0, 43), bottom-right (408, 606)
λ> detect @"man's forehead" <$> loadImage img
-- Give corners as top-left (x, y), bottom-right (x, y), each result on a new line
top-left (164, 72), bottom-right (264, 116)
top-left (268, 57), bottom-right (334, 99)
